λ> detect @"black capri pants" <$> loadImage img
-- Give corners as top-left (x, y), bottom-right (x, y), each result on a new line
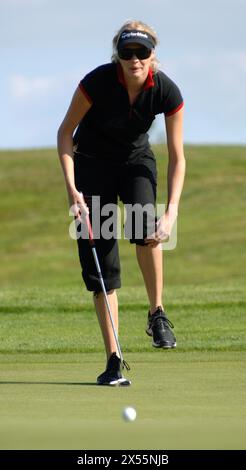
top-left (74, 153), bottom-right (157, 293)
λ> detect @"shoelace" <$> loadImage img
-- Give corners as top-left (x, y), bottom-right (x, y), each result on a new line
top-left (152, 313), bottom-right (174, 329)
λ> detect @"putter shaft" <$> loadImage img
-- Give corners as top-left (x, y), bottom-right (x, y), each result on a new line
top-left (79, 199), bottom-right (129, 370)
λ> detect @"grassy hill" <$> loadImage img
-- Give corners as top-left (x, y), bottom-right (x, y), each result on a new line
top-left (0, 145), bottom-right (245, 287)
top-left (0, 145), bottom-right (245, 353)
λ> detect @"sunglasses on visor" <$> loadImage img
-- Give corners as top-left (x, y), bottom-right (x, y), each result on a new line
top-left (118, 47), bottom-right (152, 60)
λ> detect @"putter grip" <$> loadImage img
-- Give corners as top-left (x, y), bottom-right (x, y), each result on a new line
top-left (86, 214), bottom-right (95, 246)
top-left (79, 192), bottom-right (95, 246)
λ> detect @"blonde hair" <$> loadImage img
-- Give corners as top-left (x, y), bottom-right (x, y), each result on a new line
top-left (111, 20), bottom-right (159, 72)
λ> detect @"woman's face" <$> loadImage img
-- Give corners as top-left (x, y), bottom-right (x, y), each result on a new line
top-left (119, 43), bottom-right (154, 82)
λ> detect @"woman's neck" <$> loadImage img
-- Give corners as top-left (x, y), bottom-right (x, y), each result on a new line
top-left (128, 82), bottom-right (143, 94)
top-left (124, 73), bottom-right (147, 93)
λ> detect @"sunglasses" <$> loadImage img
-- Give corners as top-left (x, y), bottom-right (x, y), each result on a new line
top-left (118, 47), bottom-right (152, 61)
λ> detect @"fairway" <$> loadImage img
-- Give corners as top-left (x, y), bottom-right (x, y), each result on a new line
top-left (0, 145), bottom-right (245, 449)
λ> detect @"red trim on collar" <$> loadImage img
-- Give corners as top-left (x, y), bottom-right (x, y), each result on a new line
top-left (117, 63), bottom-right (127, 88)
top-left (143, 68), bottom-right (155, 90)
top-left (117, 63), bottom-right (154, 90)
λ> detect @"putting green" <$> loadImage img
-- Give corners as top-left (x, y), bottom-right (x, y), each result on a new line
top-left (0, 351), bottom-right (245, 449)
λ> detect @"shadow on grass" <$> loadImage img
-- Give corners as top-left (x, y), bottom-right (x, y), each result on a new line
top-left (0, 381), bottom-right (97, 386)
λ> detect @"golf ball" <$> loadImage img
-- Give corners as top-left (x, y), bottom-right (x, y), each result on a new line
top-left (122, 407), bottom-right (137, 422)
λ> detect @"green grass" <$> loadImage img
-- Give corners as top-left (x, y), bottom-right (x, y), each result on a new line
top-left (0, 145), bottom-right (245, 288)
top-left (0, 284), bottom-right (245, 353)
top-left (0, 352), bottom-right (245, 449)
top-left (0, 145), bottom-right (245, 449)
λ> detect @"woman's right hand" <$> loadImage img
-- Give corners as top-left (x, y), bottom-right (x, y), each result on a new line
top-left (67, 187), bottom-right (89, 220)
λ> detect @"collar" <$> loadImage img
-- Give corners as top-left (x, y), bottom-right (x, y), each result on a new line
top-left (116, 63), bottom-right (154, 91)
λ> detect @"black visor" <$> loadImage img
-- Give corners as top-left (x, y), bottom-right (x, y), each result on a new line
top-left (117, 29), bottom-right (155, 51)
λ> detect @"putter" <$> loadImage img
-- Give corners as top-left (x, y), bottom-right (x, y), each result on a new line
top-left (79, 193), bottom-right (130, 372)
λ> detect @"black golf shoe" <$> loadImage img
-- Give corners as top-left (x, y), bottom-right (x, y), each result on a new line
top-left (146, 306), bottom-right (177, 348)
top-left (97, 352), bottom-right (131, 386)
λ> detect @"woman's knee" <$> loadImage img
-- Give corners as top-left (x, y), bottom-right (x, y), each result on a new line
top-left (93, 289), bottom-right (115, 298)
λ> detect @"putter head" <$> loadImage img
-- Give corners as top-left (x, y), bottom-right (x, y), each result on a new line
top-left (119, 360), bottom-right (131, 385)
top-left (118, 378), bottom-right (131, 386)
top-left (122, 359), bottom-right (130, 371)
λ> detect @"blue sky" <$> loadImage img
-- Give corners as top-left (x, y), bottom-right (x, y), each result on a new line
top-left (1, 0), bottom-right (245, 148)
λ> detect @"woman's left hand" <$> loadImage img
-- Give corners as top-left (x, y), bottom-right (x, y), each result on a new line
top-left (144, 211), bottom-right (177, 246)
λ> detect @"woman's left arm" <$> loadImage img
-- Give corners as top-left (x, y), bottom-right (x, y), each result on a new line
top-left (145, 107), bottom-right (186, 244)
top-left (165, 106), bottom-right (186, 222)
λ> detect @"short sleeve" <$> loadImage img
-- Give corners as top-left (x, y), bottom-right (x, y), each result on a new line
top-left (155, 71), bottom-right (184, 116)
top-left (79, 65), bottom-right (107, 104)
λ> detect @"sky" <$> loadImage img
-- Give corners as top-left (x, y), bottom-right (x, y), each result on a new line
top-left (1, 0), bottom-right (245, 148)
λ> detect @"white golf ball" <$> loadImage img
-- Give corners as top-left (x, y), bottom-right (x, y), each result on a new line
top-left (122, 406), bottom-right (137, 422)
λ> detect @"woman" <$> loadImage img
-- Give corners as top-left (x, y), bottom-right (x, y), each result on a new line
top-left (57, 20), bottom-right (185, 386)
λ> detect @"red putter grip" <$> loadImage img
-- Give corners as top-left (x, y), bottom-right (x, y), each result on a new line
top-left (86, 214), bottom-right (95, 246)
top-left (79, 193), bottom-right (94, 246)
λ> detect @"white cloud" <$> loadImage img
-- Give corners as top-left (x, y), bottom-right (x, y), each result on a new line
top-left (9, 75), bottom-right (56, 101)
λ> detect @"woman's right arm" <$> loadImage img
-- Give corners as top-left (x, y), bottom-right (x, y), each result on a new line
top-left (57, 87), bottom-right (92, 215)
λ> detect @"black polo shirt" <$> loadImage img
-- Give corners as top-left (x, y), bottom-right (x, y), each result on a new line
top-left (73, 63), bottom-right (183, 162)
